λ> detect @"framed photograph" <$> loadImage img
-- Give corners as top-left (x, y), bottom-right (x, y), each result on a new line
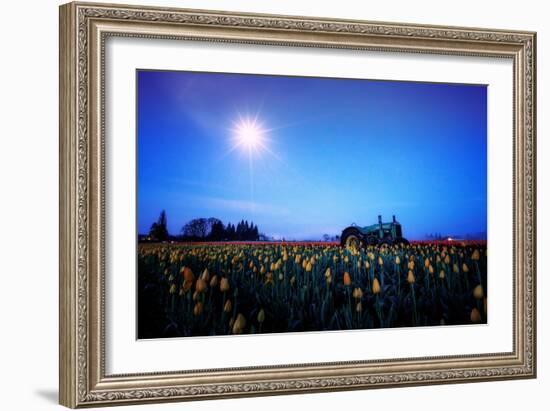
top-left (59, 2), bottom-right (537, 408)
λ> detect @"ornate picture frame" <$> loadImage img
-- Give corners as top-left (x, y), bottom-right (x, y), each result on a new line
top-left (59, 1), bottom-right (536, 408)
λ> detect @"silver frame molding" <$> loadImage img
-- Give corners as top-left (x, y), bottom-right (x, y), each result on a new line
top-left (59, 2), bottom-right (536, 408)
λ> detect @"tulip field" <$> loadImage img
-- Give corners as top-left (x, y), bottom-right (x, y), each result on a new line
top-left (137, 241), bottom-right (487, 338)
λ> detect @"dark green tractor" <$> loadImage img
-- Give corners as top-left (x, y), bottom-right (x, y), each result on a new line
top-left (340, 215), bottom-right (409, 250)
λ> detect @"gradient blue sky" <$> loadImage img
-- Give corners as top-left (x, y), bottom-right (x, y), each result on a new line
top-left (137, 70), bottom-right (487, 240)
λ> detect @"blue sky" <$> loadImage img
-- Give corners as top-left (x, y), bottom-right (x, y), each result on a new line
top-left (137, 70), bottom-right (487, 240)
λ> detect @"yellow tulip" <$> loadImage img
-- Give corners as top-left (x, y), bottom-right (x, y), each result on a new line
top-left (220, 277), bottom-right (230, 292)
top-left (343, 272), bottom-right (352, 287)
top-left (372, 278), bottom-right (381, 294)
top-left (193, 301), bottom-right (203, 316)
top-left (257, 309), bottom-right (265, 323)
top-left (181, 267), bottom-right (194, 291)
top-left (195, 278), bottom-right (207, 293)
top-left (470, 308), bottom-right (482, 323)
top-left (224, 299), bottom-right (232, 313)
top-left (232, 313), bottom-right (246, 334)
top-left (473, 284), bottom-right (484, 299)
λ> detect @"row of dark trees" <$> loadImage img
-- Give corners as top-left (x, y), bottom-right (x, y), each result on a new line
top-left (181, 217), bottom-right (260, 241)
top-left (145, 211), bottom-right (261, 242)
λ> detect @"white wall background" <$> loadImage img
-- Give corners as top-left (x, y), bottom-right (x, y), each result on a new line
top-left (0, 0), bottom-right (546, 409)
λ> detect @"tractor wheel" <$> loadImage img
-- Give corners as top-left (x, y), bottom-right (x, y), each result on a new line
top-left (341, 228), bottom-right (362, 252)
top-left (395, 238), bottom-right (410, 246)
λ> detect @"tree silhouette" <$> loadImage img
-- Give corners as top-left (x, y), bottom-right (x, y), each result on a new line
top-left (236, 220), bottom-right (244, 240)
top-left (149, 210), bottom-right (169, 241)
top-left (182, 218), bottom-right (209, 239)
top-left (209, 220), bottom-right (225, 241)
top-left (226, 223), bottom-right (236, 240)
